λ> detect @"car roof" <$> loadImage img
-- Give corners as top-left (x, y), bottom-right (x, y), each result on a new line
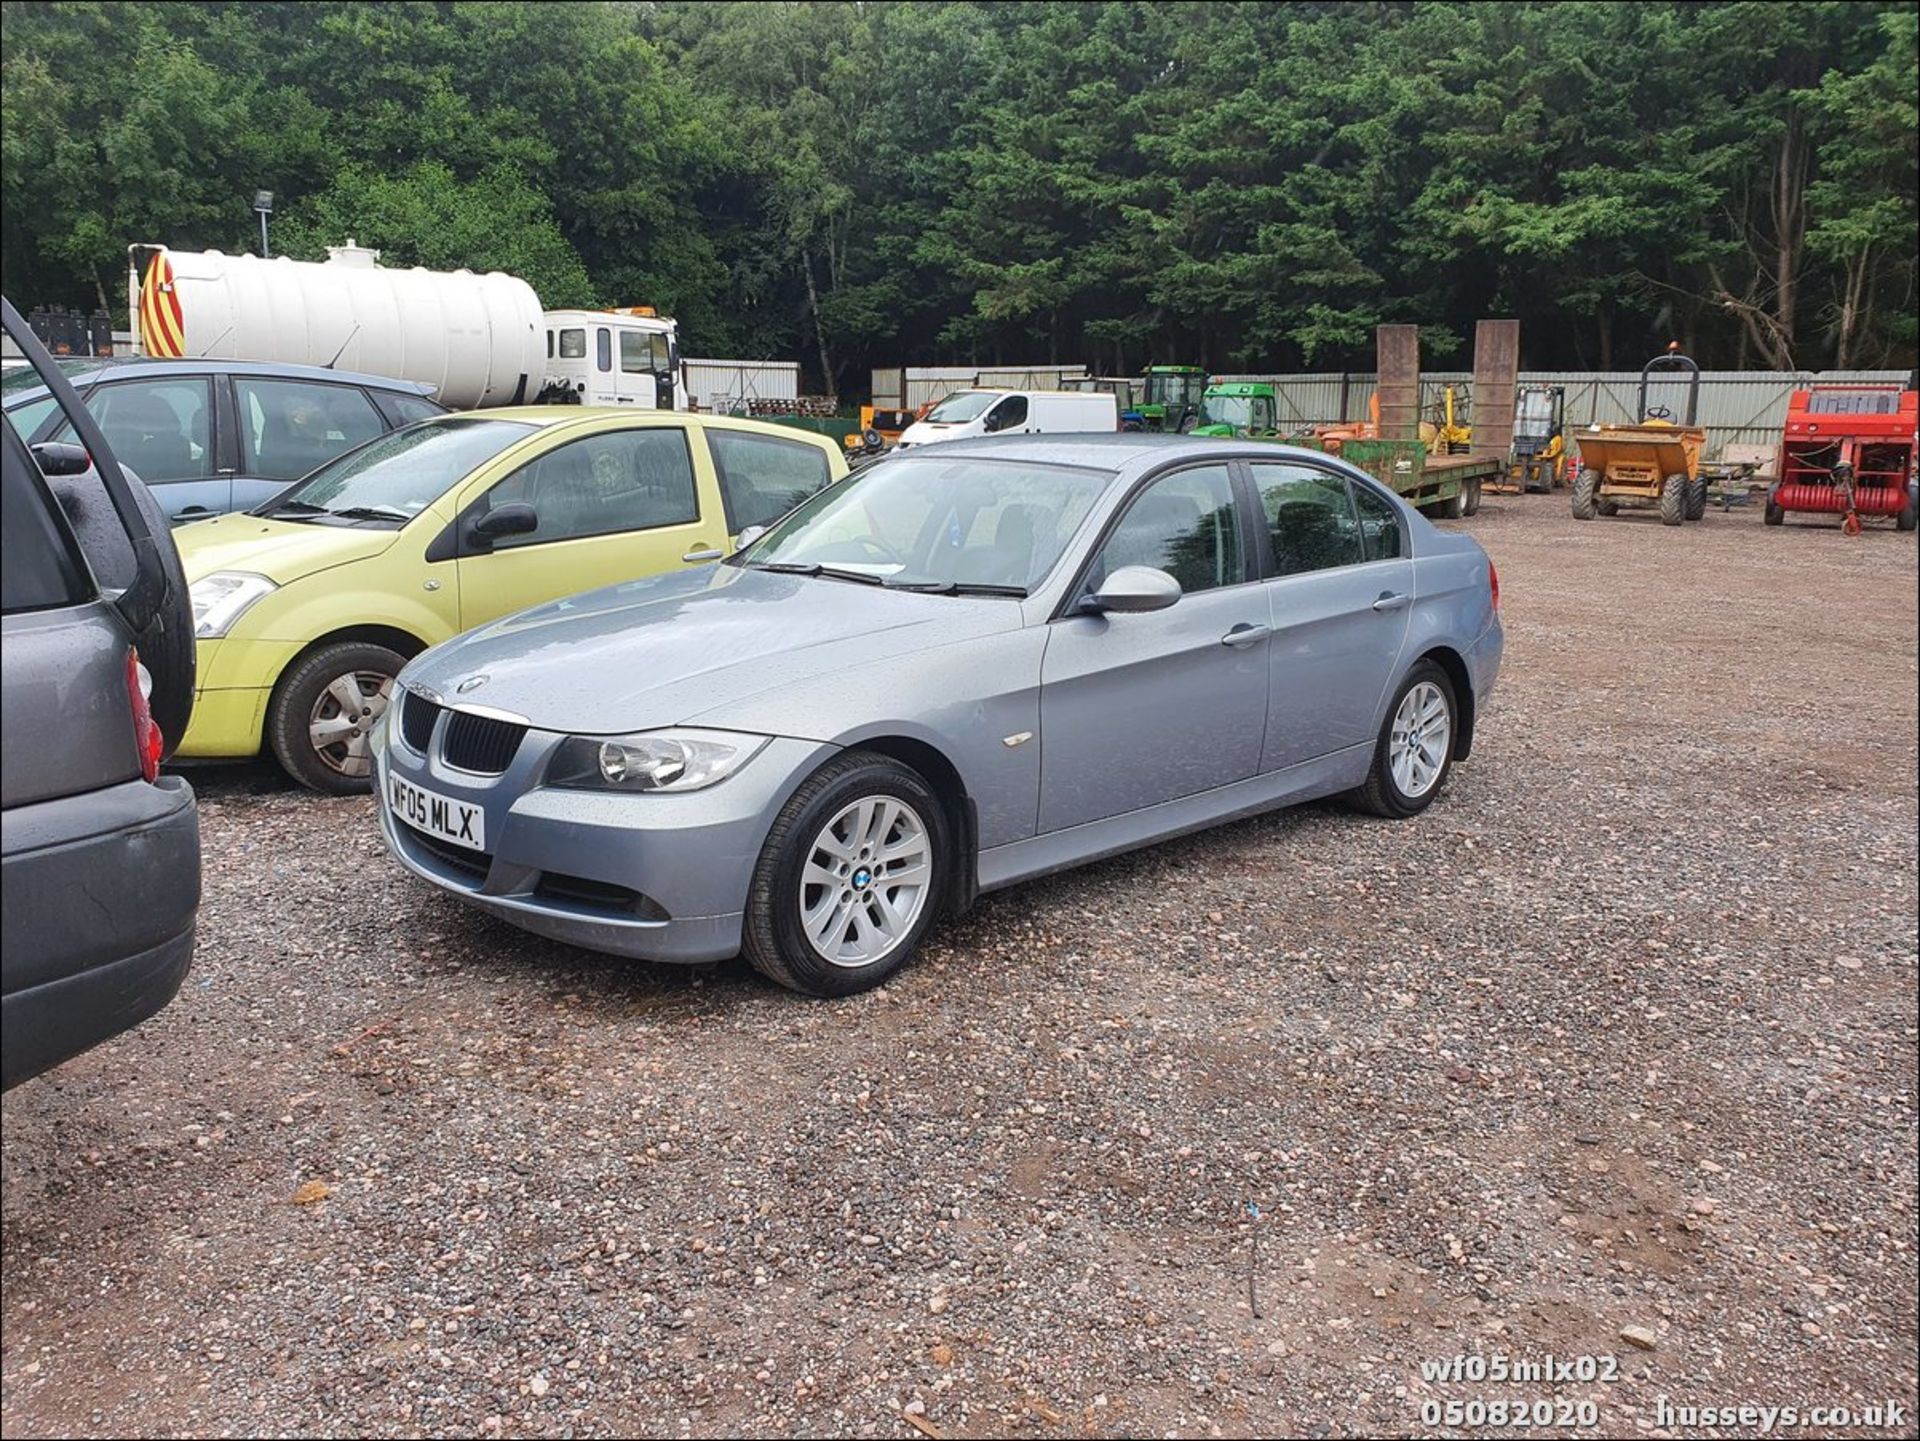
top-left (463, 407), bottom-right (846, 448)
top-left (2, 355), bottom-right (437, 396)
top-left (903, 432), bottom-right (1334, 474)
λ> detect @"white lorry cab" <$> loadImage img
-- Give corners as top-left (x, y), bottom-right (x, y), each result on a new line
top-left (896, 388), bottom-right (1118, 449)
top-left (541, 307), bottom-right (685, 410)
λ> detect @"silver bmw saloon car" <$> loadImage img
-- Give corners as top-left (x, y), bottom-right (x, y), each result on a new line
top-left (372, 435), bottom-right (1502, 996)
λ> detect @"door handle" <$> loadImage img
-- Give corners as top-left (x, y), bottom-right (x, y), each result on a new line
top-left (1220, 623), bottom-right (1271, 648)
top-left (681, 545), bottom-right (724, 563)
top-left (177, 506), bottom-right (212, 516)
top-left (1371, 591), bottom-right (1412, 612)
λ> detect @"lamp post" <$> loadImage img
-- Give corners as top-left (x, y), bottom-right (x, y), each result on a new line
top-left (253, 190), bottom-right (274, 258)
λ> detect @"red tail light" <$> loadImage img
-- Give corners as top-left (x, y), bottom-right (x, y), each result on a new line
top-left (1489, 560), bottom-right (1501, 612)
top-left (125, 648), bottom-right (164, 782)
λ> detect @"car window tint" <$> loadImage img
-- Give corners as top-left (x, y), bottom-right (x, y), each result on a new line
top-left (2, 419), bottom-right (93, 613)
top-left (989, 394), bottom-right (1028, 431)
top-left (484, 428), bottom-right (699, 549)
top-left (8, 395), bottom-right (61, 440)
top-left (619, 330), bottom-right (671, 375)
top-left (1252, 464), bottom-right (1364, 576)
top-left (596, 328), bottom-right (612, 373)
top-left (707, 429), bottom-right (832, 533)
top-left (236, 378), bottom-right (385, 482)
top-left (381, 393), bottom-right (445, 427)
top-left (58, 377), bottom-right (212, 483)
top-left (1350, 480), bottom-right (1404, 561)
top-left (559, 328), bottom-right (585, 359)
top-left (1090, 465), bottom-right (1240, 594)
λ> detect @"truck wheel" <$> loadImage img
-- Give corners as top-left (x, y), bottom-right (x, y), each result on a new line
top-left (1659, 473), bottom-right (1686, 526)
top-left (1461, 475), bottom-right (1483, 517)
top-left (1763, 496), bottom-right (1785, 526)
top-left (267, 641), bottom-right (407, 794)
top-left (1685, 476), bottom-right (1708, 521)
top-left (1571, 468), bottom-right (1599, 520)
top-left (1897, 488), bottom-right (1917, 532)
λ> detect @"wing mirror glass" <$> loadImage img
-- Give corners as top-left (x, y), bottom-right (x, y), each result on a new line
top-left (1084, 565), bottom-right (1181, 614)
top-left (472, 502), bottom-right (538, 541)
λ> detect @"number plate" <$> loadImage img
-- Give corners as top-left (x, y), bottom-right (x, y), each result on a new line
top-left (387, 771), bottom-right (485, 851)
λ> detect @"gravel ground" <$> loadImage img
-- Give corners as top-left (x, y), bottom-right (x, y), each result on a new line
top-left (3, 494), bottom-right (1916, 1440)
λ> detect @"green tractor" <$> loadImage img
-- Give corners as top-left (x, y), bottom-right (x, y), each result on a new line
top-left (1192, 381), bottom-right (1280, 438)
top-left (1135, 364), bottom-right (1209, 432)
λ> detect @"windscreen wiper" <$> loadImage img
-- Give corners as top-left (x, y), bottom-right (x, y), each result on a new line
top-left (883, 579), bottom-right (1029, 598)
top-left (750, 561), bottom-right (883, 585)
top-left (329, 504), bottom-right (411, 523)
top-left (260, 498), bottom-right (328, 517)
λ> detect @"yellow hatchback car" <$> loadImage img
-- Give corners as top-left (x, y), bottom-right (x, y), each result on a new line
top-left (174, 408), bottom-right (846, 792)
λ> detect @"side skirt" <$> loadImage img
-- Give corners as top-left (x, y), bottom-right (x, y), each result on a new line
top-left (976, 742), bottom-right (1374, 893)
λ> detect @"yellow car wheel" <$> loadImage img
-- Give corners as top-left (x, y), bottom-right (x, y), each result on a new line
top-left (267, 640), bottom-right (407, 794)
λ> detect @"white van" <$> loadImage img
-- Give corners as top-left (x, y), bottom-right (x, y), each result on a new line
top-left (542, 308), bottom-right (687, 410)
top-left (896, 389), bottom-right (1118, 448)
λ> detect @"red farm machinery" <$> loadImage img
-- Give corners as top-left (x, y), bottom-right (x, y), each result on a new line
top-left (1767, 384), bottom-right (1918, 534)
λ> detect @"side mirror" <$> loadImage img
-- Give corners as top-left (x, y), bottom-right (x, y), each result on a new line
top-left (471, 502), bottom-right (538, 542)
top-left (31, 441), bottom-right (93, 477)
top-left (735, 524), bottom-right (768, 549)
top-left (1084, 565), bottom-right (1181, 614)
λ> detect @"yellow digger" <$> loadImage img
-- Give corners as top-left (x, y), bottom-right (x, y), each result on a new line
top-left (1570, 346), bottom-right (1708, 526)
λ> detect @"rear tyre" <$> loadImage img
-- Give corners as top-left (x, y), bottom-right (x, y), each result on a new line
top-left (1896, 488), bottom-right (1917, 532)
top-left (1598, 498), bottom-right (1620, 516)
top-left (1461, 474), bottom-right (1483, 517)
top-left (1659, 473), bottom-right (1686, 526)
top-left (267, 641), bottom-right (406, 794)
top-left (1763, 495), bottom-right (1785, 526)
top-left (742, 751), bottom-right (951, 997)
top-left (1685, 476), bottom-right (1708, 521)
top-left (1571, 468), bottom-right (1599, 520)
top-left (1349, 660), bottom-right (1459, 819)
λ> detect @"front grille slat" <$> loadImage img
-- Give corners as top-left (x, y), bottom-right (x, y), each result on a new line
top-left (408, 827), bottom-right (492, 881)
top-left (442, 710), bottom-right (527, 774)
top-left (399, 690), bottom-right (439, 753)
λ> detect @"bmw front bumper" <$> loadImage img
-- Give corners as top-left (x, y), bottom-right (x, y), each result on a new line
top-left (371, 715), bottom-right (832, 964)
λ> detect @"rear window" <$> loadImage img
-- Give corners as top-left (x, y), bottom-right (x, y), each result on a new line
top-left (706, 429), bottom-right (833, 533)
top-left (2, 419), bottom-right (93, 613)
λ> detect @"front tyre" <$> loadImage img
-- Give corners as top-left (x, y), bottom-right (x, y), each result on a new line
top-left (1571, 467), bottom-right (1599, 520)
top-left (267, 640), bottom-right (405, 794)
top-left (1685, 475), bottom-right (1708, 521)
top-left (1659, 472), bottom-right (1686, 526)
top-left (1349, 660), bottom-right (1459, 819)
top-left (743, 751), bottom-right (950, 996)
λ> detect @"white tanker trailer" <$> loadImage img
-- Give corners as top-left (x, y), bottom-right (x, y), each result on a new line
top-left (128, 241), bottom-right (683, 411)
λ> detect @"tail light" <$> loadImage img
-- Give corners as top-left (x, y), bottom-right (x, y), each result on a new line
top-left (1489, 560), bottom-right (1501, 613)
top-left (125, 648), bottom-right (164, 782)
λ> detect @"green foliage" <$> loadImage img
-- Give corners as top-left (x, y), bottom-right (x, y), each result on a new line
top-left (3, 0), bottom-right (1914, 388)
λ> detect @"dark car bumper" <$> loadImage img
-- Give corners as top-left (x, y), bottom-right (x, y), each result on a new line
top-left (1, 774), bottom-right (200, 1090)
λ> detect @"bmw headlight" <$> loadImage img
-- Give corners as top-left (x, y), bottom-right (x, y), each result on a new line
top-left (548, 728), bottom-right (769, 792)
top-left (190, 571), bottom-right (277, 638)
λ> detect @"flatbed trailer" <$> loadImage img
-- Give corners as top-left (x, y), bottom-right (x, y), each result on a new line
top-left (1297, 435), bottom-right (1502, 519)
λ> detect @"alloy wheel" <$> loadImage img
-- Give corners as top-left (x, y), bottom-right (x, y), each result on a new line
top-left (1389, 681), bottom-right (1451, 799)
top-left (799, 795), bottom-right (933, 967)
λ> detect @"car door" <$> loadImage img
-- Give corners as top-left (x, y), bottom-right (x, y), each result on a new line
top-left (984, 393), bottom-right (1029, 436)
top-left (49, 375), bottom-right (225, 522)
top-left (1247, 461), bottom-right (1414, 772)
top-left (452, 423), bottom-right (720, 631)
top-left (229, 375), bottom-right (389, 513)
top-left (1037, 463), bottom-right (1269, 833)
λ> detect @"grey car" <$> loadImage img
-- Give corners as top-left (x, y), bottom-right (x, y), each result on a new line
top-left (3, 357), bottom-right (445, 523)
top-left (372, 435), bottom-right (1502, 996)
top-left (2, 299), bottom-right (201, 1087)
